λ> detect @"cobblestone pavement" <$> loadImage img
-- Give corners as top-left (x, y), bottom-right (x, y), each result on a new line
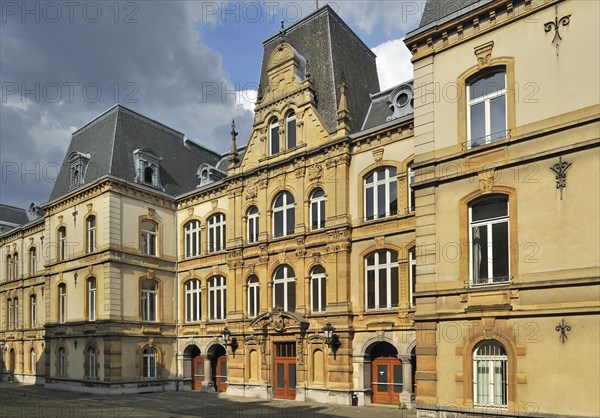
top-left (0, 382), bottom-right (417, 418)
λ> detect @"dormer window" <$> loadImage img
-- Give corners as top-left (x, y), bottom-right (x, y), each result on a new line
top-left (196, 163), bottom-right (226, 188)
top-left (133, 148), bottom-right (163, 189)
top-left (68, 152), bottom-right (90, 190)
top-left (387, 84), bottom-right (414, 122)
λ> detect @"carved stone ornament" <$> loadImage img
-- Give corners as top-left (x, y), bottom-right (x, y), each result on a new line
top-left (187, 208), bottom-right (194, 217)
top-left (474, 41), bottom-right (494, 68)
top-left (373, 148), bottom-right (384, 165)
top-left (245, 185), bottom-right (258, 200)
top-left (307, 164), bottom-right (323, 181)
top-left (147, 208), bottom-right (155, 219)
top-left (478, 168), bottom-right (495, 193)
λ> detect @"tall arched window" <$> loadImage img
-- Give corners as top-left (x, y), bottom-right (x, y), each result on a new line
top-left (309, 188), bottom-right (326, 230)
top-left (310, 266), bottom-right (326, 312)
top-left (208, 276), bottom-right (226, 320)
top-left (184, 220), bottom-right (201, 258)
top-left (409, 248), bottom-right (416, 308)
top-left (469, 195), bottom-right (509, 286)
top-left (58, 284), bottom-right (67, 323)
top-left (6, 255), bottom-right (12, 280)
top-left (140, 220), bottom-right (158, 256)
top-left (273, 191), bottom-right (295, 238)
top-left (7, 299), bottom-right (13, 330)
top-left (247, 275), bottom-right (260, 318)
top-left (144, 166), bottom-right (154, 184)
top-left (407, 163), bottom-right (415, 213)
top-left (269, 118), bottom-right (280, 155)
top-left (473, 341), bottom-right (507, 407)
top-left (87, 347), bottom-right (97, 379)
top-left (29, 248), bottom-right (36, 276)
top-left (13, 297), bottom-right (18, 329)
top-left (467, 68), bottom-right (507, 147)
top-left (141, 280), bottom-right (158, 321)
top-left (247, 206), bottom-right (259, 244)
top-left (30, 294), bottom-right (36, 328)
top-left (58, 347), bottom-right (66, 377)
top-left (143, 346), bottom-right (157, 379)
top-left (185, 279), bottom-right (201, 323)
top-left (365, 250), bottom-right (399, 310)
top-left (13, 253), bottom-right (18, 279)
top-left (86, 215), bottom-right (96, 253)
top-left (87, 277), bottom-right (96, 321)
top-left (364, 167), bottom-right (397, 221)
top-left (58, 227), bottom-right (67, 260)
top-left (273, 265), bottom-right (296, 312)
top-left (286, 111), bottom-right (296, 149)
top-left (208, 213), bottom-right (226, 253)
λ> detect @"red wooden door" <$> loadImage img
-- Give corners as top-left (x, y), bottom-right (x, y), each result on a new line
top-left (274, 343), bottom-right (296, 400)
top-left (192, 356), bottom-right (204, 390)
top-left (214, 355), bottom-right (227, 392)
top-left (372, 357), bottom-right (402, 404)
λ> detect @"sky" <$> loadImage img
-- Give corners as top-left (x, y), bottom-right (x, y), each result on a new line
top-left (0, 0), bottom-right (425, 210)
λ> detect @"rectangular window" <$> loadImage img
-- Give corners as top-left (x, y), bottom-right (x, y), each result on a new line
top-left (59, 286), bottom-right (66, 324)
top-left (87, 216), bottom-right (96, 253)
top-left (467, 70), bottom-right (507, 147)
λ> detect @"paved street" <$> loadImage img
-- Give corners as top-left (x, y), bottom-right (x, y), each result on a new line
top-left (0, 382), bottom-right (416, 418)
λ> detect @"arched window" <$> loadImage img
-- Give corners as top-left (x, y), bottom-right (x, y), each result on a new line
top-left (29, 248), bottom-right (36, 276)
top-left (208, 276), bottom-right (226, 320)
top-left (144, 166), bottom-right (154, 184)
top-left (6, 255), bottom-right (12, 280)
top-left (30, 294), bottom-right (36, 328)
top-left (247, 275), bottom-right (259, 318)
top-left (467, 68), bottom-right (507, 147)
top-left (184, 220), bottom-right (201, 258)
top-left (141, 280), bottom-right (158, 321)
top-left (185, 279), bottom-right (201, 322)
top-left (58, 347), bottom-right (65, 377)
top-left (58, 226), bottom-right (67, 260)
top-left (58, 284), bottom-right (67, 323)
top-left (208, 213), bottom-right (226, 253)
top-left (87, 277), bottom-right (96, 321)
top-left (409, 248), bottom-right (416, 308)
top-left (86, 215), bottom-right (96, 253)
top-left (273, 265), bottom-right (296, 312)
top-left (365, 250), bottom-right (399, 310)
top-left (269, 118), bottom-right (280, 155)
top-left (13, 253), bottom-right (18, 279)
top-left (473, 341), bottom-right (507, 407)
top-left (87, 347), bottom-right (97, 379)
top-left (310, 266), bottom-right (326, 312)
top-left (286, 111), bottom-right (296, 149)
top-left (142, 346), bottom-right (157, 379)
top-left (407, 163), bottom-right (415, 213)
top-left (364, 167), bottom-right (397, 221)
top-left (247, 206), bottom-right (259, 244)
top-left (469, 195), bottom-right (509, 286)
top-left (310, 188), bottom-right (326, 230)
top-left (140, 220), bottom-right (158, 256)
top-left (30, 348), bottom-right (36, 374)
top-left (273, 191), bottom-right (295, 238)
top-left (13, 297), bottom-right (18, 329)
top-left (7, 299), bottom-right (13, 330)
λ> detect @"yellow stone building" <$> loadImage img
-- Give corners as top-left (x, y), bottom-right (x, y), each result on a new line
top-left (0, 2), bottom-right (598, 416)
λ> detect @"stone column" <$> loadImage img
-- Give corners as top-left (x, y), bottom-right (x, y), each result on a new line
top-left (399, 355), bottom-right (413, 407)
top-left (201, 354), bottom-right (215, 392)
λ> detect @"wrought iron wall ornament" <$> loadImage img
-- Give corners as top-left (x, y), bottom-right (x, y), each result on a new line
top-left (544, 7), bottom-right (571, 55)
top-left (550, 156), bottom-right (572, 199)
top-left (555, 319), bottom-right (571, 343)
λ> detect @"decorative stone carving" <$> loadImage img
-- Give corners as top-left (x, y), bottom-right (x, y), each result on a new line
top-left (245, 185), bottom-right (258, 200)
top-left (373, 148), bottom-right (384, 165)
top-left (478, 168), bottom-right (495, 193)
top-left (147, 208), bottom-right (155, 219)
top-left (307, 164), bottom-right (323, 181)
top-left (475, 41), bottom-right (494, 68)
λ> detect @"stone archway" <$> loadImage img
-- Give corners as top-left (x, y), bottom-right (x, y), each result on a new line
top-left (207, 344), bottom-right (227, 393)
top-left (363, 340), bottom-right (413, 406)
top-left (183, 344), bottom-right (202, 390)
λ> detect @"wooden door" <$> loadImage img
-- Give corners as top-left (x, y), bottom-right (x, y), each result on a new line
top-left (192, 356), bottom-right (204, 390)
top-left (372, 357), bottom-right (402, 404)
top-left (214, 355), bottom-right (227, 392)
top-left (274, 342), bottom-right (296, 400)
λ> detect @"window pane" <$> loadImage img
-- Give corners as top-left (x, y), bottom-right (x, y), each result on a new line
top-left (320, 279), bottom-right (326, 311)
top-left (472, 226), bottom-right (489, 284)
top-left (287, 118), bottom-right (296, 148)
top-left (311, 203), bottom-right (318, 229)
top-left (377, 365), bottom-right (388, 392)
top-left (389, 181), bottom-right (397, 216)
top-left (492, 222), bottom-right (509, 281)
top-left (490, 94), bottom-right (507, 141)
top-left (277, 363), bottom-right (285, 388)
top-left (472, 197), bottom-right (507, 221)
top-left (477, 360), bottom-right (489, 404)
top-left (377, 184), bottom-right (386, 217)
top-left (274, 212), bottom-right (283, 237)
top-left (470, 71), bottom-right (505, 100)
top-left (470, 102), bottom-right (486, 145)
top-left (286, 208), bottom-right (295, 235)
top-left (271, 125), bottom-right (279, 155)
top-left (391, 267), bottom-right (399, 307)
top-left (288, 363), bottom-right (296, 389)
top-left (367, 271), bottom-right (375, 309)
top-left (274, 283), bottom-right (284, 310)
top-left (366, 187), bottom-right (374, 220)
top-left (378, 268), bottom-right (387, 308)
top-left (393, 365), bottom-right (403, 393)
top-left (288, 281), bottom-right (296, 312)
top-left (312, 279), bottom-right (319, 311)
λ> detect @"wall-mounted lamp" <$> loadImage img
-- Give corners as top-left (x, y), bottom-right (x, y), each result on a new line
top-left (323, 322), bottom-right (341, 357)
top-left (221, 327), bottom-right (238, 355)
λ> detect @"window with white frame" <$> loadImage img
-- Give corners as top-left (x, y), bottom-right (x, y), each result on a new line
top-left (87, 347), bottom-right (97, 379)
top-left (30, 294), bottom-right (36, 328)
top-left (310, 188), bottom-right (326, 230)
top-left (473, 341), bottom-right (507, 407)
top-left (247, 206), bottom-right (259, 244)
top-left (208, 276), bottom-right (226, 320)
top-left (58, 227), bottom-right (67, 261)
top-left (13, 297), bottom-right (18, 329)
top-left (58, 347), bottom-right (66, 377)
top-left (469, 195), bottom-right (509, 286)
top-left (184, 220), bottom-right (201, 258)
top-left (6, 255), bottom-right (12, 280)
top-left (467, 69), bottom-right (507, 147)
top-left (141, 280), bottom-right (158, 321)
top-left (269, 118), bottom-right (280, 155)
top-left (310, 266), bottom-right (326, 312)
top-left (185, 279), bottom-right (201, 322)
top-left (140, 220), bottom-right (158, 256)
top-left (273, 191), bottom-right (295, 238)
top-left (365, 250), bottom-right (399, 310)
top-left (7, 298), bottom-right (13, 330)
top-left (208, 213), bottom-right (226, 253)
top-left (273, 265), bottom-right (296, 312)
top-left (286, 111), bottom-right (296, 149)
top-left (407, 163), bottom-right (415, 213)
top-left (143, 346), bottom-right (157, 379)
top-left (86, 216), bottom-right (96, 253)
top-left (409, 248), bottom-right (416, 308)
top-left (29, 248), bottom-right (36, 276)
top-left (58, 284), bottom-right (66, 323)
top-left (13, 253), bottom-right (18, 279)
top-left (247, 275), bottom-right (260, 318)
top-left (364, 167), bottom-right (398, 221)
top-left (88, 277), bottom-right (96, 321)
top-left (68, 151), bottom-right (90, 190)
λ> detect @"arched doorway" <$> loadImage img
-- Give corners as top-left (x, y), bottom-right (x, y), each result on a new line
top-left (183, 345), bottom-right (202, 390)
top-left (210, 345), bottom-right (227, 392)
top-left (9, 348), bottom-right (16, 377)
top-left (367, 341), bottom-right (402, 405)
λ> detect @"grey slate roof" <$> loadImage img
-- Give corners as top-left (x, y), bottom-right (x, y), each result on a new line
top-left (49, 105), bottom-right (222, 201)
top-left (362, 81), bottom-right (414, 131)
top-left (419, 0), bottom-right (483, 27)
top-left (258, 5), bottom-right (380, 133)
top-left (0, 204), bottom-right (29, 225)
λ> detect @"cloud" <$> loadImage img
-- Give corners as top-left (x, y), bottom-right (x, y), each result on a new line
top-left (372, 38), bottom-right (414, 90)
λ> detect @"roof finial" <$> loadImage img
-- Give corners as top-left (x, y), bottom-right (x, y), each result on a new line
top-left (336, 78), bottom-right (351, 135)
top-left (279, 19), bottom-right (287, 44)
top-left (229, 119), bottom-right (239, 165)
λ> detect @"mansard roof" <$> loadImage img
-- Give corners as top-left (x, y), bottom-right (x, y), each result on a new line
top-left (258, 5), bottom-right (380, 133)
top-left (49, 104), bottom-right (222, 201)
top-left (409, 0), bottom-right (491, 38)
top-left (0, 204), bottom-right (29, 226)
top-left (361, 81), bottom-right (414, 131)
